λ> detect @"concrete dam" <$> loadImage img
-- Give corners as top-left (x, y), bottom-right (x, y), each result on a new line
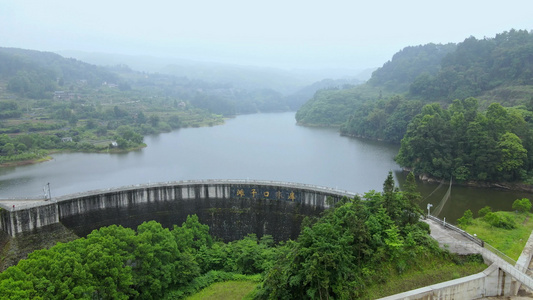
top-left (0, 180), bottom-right (356, 242)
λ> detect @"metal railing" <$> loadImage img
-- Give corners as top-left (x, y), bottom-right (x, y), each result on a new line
top-left (427, 215), bottom-right (483, 246)
top-left (428, 215), bottom-right (533, 277)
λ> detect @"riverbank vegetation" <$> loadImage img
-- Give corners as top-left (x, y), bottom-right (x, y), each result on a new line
top-left (0, 173), bottom-right (487, 299)
top-left (458, 199), bottom-right (533, 260)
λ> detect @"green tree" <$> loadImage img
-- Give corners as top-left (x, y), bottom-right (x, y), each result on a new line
top-left (2, 143), bottom-right (15, 155)
top-left (496, 132), bottom-right (527, 180)
top-left (137, 111), bottom-right (147, 124)
top-left (402, 171), bottom-right (421, 204)
top-left (133, 221), bottom-right (200, 298)
top-left (397, 99), bottom-right (533, 182)
top-left (173, 214), bottom-right (212, 253)
top-left (149, 115), bottom-right (160, 127)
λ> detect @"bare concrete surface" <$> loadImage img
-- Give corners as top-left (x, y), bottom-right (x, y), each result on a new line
top-left (423, 217), bottom-right (533, 299)
top-left (479, 297), bottom-right (532, 299)
top-left (0, 199), bottom-right (46, 210)
top-left (423, 218), bottom-right (481, 255)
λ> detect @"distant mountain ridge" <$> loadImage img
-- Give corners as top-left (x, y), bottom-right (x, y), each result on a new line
top-left (57, 50), bottom-right (372, 95)
top-left (0, 47), bottom-right (368, 115)
top-left (0, 47), bottom-right (119, 99)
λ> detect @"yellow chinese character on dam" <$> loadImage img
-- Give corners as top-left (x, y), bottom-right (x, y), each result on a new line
top-left (264, 191), bottom-right (270, 198)
top-left (276, 191), bottom-right (282, 199)
top-left (236, 189), bottom-right (245, 197)
top-left (251, 189), bottom-right (257, 198)
top-left (288, 191), bottom-right (296, 201)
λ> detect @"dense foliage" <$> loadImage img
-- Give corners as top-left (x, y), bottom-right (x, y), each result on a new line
top-left (368, 43), bottom-right (456, 92)
top-left (298, 29), bottom-right (533, 147)
top-left (0, 48), bottom-right (119, 99)
top-left (340, 95), bottom-right (423, 142)
top-left (410, 29), bottom-right (533, 101)
top-left (257, 172), bottom-right (433, 299)
top-left (0, 215), bottom-right (273, 299)
top-left (512, 198), bottom-right (532, 213)
top-left (0, 173), bottom-right (464, 299)
top-left (395, 98), bottom-right (533, 182)
top-left (295, 85), bottom-right (381, 126)
top-left (295, 42), bottom-right (456, 128)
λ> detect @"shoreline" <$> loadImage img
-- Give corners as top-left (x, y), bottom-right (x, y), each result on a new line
top-left (415, 171), bottom-right (533, 193)
top-left (0, 156), bottom-right (53, 168)
top-left (0, 144), bottom-right (147, 169)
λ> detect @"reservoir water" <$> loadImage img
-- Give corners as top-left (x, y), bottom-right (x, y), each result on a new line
top-left (0, 112), bottom-right (530, 222)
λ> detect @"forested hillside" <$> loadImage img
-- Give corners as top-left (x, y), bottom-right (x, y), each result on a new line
top-left (297, 29), bottom-right (533, 183)
top-left (340, 96), bottom-right (423, 142)
top-left (295, 43), bottom-right (455, 127)
top-left (409, 30), bottom-right (533, 102)
top-left (0, 48), bottom-right (119, 99)
top-left (0, 48), bottom-right (230, 164)
top-left (0, 47), bottom-right (323, 165)
top-left (298, 29), bottom-right (533, 132)
top-left (367, 43), bottom-right (456, 92)
top-left (0, 47), bottom-right (303, 115)
top-left (295, 84), bottom-right (382, 126)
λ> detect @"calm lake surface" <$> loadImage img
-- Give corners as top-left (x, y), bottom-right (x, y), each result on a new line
top-left (0, 112), bottom-right (530, 222)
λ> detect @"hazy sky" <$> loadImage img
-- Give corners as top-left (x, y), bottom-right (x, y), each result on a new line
top-left (1, 0), bottom-right (532, 70)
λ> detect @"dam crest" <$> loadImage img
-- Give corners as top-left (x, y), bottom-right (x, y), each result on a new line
top-left (0, 180), bottom-right (356, 241)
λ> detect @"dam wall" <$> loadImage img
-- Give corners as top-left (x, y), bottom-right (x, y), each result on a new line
top-left (0, 180), bottom-right (356, 241)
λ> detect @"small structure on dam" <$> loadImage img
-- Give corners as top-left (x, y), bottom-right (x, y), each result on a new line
top-left (0, 180), bottom-right (356, 242)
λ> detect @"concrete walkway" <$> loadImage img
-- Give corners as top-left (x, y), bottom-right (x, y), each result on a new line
top-left (423, 218), bottom-right (480, 255)
top-left (0, 199), bottom-right (47, 211)
top-left (424, 217), bottom-right (533, 291)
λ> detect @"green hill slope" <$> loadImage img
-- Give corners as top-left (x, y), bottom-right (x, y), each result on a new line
top-left (298, 29), bottom-right (533, 143)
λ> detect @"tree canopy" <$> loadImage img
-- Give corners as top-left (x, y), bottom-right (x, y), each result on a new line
top-left (297, 29), bottom-right (533, 148)
top-left (395, 98), bottom-right (533, 182)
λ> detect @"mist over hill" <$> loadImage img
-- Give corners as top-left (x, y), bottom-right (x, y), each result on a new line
top-left (57, 50), bottom-right (372, 95)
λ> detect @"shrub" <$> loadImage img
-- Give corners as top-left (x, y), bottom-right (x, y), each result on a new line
top-left (478, 206), bottom-right (492, 217)
top-left (512, 198), bottom-right (532, 213)
top-left (457, 209), bottom-right (473, 227)
top-left (483, 212), bottom-right (516, 229)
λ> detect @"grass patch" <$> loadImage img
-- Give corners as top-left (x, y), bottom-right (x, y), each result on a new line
top-left (461, 211), bottom-right (533, 260)
top-left (174, 252), bottom-right (486, 300)
top-left (363, 253), bottom-right (486, 299)
top-left (185, 281), bottom-right (259, 300)
top-left (163, 271), bottom-right (262, 299)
